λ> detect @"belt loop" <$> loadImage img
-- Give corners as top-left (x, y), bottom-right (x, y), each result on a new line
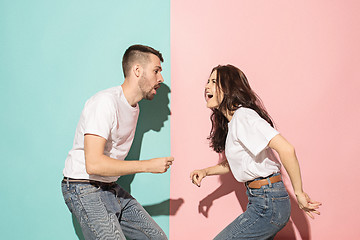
top-left (66, 177), bottom-right (69, 188)
top-left (267, 177), bottom-right (272, 188)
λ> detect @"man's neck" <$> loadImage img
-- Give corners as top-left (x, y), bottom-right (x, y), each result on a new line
top-left (121, 80), bottom-right (142, 107)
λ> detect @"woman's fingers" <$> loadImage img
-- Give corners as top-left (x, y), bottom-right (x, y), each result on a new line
top-left (192, 174), bottom-right (201, 187)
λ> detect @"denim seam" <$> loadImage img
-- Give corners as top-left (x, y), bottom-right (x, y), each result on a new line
top-left (118, 194), bottom-right (163, 238)
top-left (230, 216), bottom-right (261, 238)
top-left (122, 217), bottom-right (152, 239)
top-left (121, 214), bottom-right (164, 239)
top-left (76, 190), bottom-right (102, 238)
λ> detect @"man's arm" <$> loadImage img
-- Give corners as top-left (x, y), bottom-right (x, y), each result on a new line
top-left (84, 134), bottom-right (174, 176)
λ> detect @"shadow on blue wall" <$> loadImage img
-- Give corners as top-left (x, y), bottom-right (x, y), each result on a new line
top-left (119, 83), bottom-right (184, 216)
top-left (70, 83), bottom-right (184, 239)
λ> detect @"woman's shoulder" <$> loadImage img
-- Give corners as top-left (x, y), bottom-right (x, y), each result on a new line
top-left (233, 107), bottom-right (261, 120)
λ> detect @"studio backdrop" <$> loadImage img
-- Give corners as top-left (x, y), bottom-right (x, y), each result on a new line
top-left (1, 0), bottom-right (359, 239)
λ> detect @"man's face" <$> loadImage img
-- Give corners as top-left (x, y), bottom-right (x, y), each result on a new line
top-left (138, 54), bottom-right (164, 100)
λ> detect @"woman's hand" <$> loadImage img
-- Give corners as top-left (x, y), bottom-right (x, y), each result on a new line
top-left (296, 191), bottom-right (322, 219)
top-left (190, 161), bottom-right (230, 187)
top-left (190, 169), bottom-right (207, 187)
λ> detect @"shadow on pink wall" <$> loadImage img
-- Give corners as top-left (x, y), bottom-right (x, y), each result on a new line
top-left (193, 154), bottom-right (310, 239)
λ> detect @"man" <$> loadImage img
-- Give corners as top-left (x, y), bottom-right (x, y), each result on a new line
top-left (62, 44), bottom-right (173, 240)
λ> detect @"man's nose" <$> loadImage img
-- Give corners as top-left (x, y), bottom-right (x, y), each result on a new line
top-left (158, 73), bottom-right (164, 83)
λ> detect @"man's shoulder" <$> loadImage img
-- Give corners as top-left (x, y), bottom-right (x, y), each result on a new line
top-left (90, 86), bottom-right (122, 101)
top-left (95, 86), bottom-right (122, 97)
top-left (83, 86), bottom-right (122, 110)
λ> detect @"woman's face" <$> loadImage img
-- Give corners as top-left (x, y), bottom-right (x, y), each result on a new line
top-left (205, 70), bottom-right (224, 109)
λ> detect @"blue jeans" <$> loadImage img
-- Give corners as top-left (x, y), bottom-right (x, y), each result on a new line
top-left (214, 175), bottom-right (291, 240)
top-left (61, 179), bottom-right (167, 240)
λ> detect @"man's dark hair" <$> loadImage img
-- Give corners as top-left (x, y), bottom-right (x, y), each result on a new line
top-left (122, 44), bottom-right (164, 77)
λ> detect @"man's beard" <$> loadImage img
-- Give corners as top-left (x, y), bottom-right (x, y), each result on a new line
top-left (139, 75), bottom-right (155, 100)
top-left (144, 90), bottom-right (155, 100)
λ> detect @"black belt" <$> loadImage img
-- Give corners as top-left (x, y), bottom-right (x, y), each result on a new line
top-left (62, 177), bottom-right (116, 189)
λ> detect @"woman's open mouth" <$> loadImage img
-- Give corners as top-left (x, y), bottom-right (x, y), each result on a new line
top-left (206, 92), bottom-right (213, 101)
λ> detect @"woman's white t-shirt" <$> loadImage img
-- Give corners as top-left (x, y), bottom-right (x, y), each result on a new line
top-left (225, 107), bottom-right (281, 182)
top-left (63, 86), bottom-right (139, 183)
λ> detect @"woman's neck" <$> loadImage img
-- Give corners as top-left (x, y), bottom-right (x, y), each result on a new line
top-left (223, 109), bottom-right (234, 122)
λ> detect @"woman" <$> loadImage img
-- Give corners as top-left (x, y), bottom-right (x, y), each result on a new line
top-left (190, 65), bottom-right (321, 239)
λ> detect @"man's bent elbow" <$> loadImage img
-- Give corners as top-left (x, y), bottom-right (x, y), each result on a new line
top-left (85, 164), bottom-right (96, 175)
top-left (85, 158), bottom-right (99, 175)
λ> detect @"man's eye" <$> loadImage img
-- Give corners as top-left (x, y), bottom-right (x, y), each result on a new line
top-left (155, 70), bottom-right (159, 74)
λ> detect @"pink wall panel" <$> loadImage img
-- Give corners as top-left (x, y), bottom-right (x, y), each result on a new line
top-left (171, 0), bottom-right (360, 239)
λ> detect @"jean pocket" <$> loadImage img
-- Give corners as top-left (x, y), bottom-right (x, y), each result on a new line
top-left (270, 195), bottom-right (291, 227)
top-left (77, 184), bottom-right (101, 196)
top-left (247, 187), bottom-right (266, 198)
top-left (248, 194), bottom-right (269, 217)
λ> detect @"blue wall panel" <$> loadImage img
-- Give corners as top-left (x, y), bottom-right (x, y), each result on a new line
top-left (0, 0), bottom-right (170, 239)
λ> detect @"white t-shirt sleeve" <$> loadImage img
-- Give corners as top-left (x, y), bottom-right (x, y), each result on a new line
top-left (83, 94), bottom-right (115, 140)
top-left (233, 109), bottom-right (279, 156)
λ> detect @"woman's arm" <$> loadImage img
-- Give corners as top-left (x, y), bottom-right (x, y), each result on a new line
top-left (268, 134), bottom-right (321, 218)
top-left (190, 160), bottom-right (230, 187)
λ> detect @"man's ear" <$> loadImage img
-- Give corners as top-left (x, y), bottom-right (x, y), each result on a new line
top-left (132, 64), bottom-right (142, 78)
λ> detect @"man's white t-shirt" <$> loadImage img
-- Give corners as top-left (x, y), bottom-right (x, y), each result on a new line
top-left (225, 107), bottom-right (281, 182)
top-left (63, 86), bottom-right (139, 183)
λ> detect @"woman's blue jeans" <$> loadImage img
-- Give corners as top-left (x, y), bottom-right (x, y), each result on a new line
top-left (214, 176), bottom-right (291, 240)
top-left (61, 179), bottom-right (167, 240)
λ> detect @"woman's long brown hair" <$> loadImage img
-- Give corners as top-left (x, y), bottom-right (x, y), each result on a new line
top-left (208, 65), bottom-right (274, 153)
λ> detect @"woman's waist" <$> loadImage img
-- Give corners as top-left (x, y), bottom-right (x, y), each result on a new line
top-left (246, 172), bottom-right (282, 189)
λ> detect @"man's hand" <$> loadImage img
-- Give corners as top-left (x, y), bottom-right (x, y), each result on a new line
top-left (145, 157), bottom-right (174, 173)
